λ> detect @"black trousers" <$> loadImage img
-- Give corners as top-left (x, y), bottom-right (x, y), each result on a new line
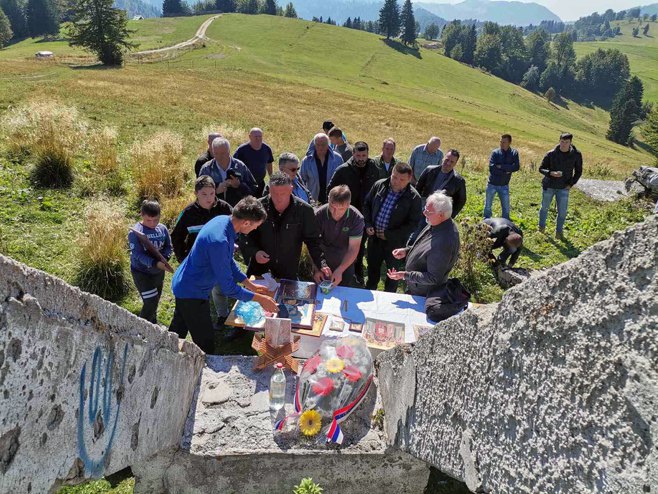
top-left (354, 233), bottom-right (367, 284)
top-left (366, 236), bottom-right (402, 293)
top-left (132, 270), bottom-right (165, 324)
top-left (169, 298), bottom-right (215, 354)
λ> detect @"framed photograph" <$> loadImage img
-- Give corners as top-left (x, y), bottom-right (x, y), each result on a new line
top-left (276, 279), bottom-right (317, 301)
top-left (349, 322), bottom-right (363, 333)
top-left (412, 324), bottom-right (434, 341)
top-left (362, 318), bottom-right (405, 351)
top-left (327, 315), bottom-right (350, 333)
top-left (293, 312), bottom-right (328, 338)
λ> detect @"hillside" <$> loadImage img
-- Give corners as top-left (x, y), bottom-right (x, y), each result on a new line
top-left (417, 0), bottom-right (561, 25)
top-left (574, 19), bottom-right (658, 103)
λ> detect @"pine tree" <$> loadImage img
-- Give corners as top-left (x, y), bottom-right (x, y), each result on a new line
top-left (343, 16), bottom-right (351, 28)
top-left (240, 0), bottom-right (257, 14)
top-left (607, 82), bottom-right (640, 145)
top-left (378, 0), bottom-right (399, 40)
top-left (67, 0), bottom-right (135, 65)
top-left (423, 22), bottom-right (438, 40)
top-left (162, 0), bottom-right (183, 16)
top-left (26, 0), bottom-right (58, 37)
top-left (282, 1), bottom-right (295, 17)
top-left (399, 0), bottom-right (415, 45)
top-left (0, 6), bottom-right (12, 46)
top-left (263, 0), bottom-right (276, 15)
top-left (462, 23), bottom-right (476, 64)
top-left (0, 0), bottom-right (27, 39)
top-left (644, 106), bottom-right (658, 156)
top-left (216, 0), bottom-right (235, 12)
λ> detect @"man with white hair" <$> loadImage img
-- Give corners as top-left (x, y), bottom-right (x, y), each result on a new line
top-left (408, 136), bottom-right (444, 183)
top-left (300, 133), bottom-right (343, 204)
top-left (234, 128), bottom-right (274, 197)
top-left (388, 191), bottom-right (462, 321)
top-left (199, 137), bottom-right (258, 206)
top-left (195, 131), bottom-right (222, 177)
top-left (263, 152), bottom-right (315, 206)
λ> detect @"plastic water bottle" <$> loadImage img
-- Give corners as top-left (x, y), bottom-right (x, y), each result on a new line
top-left (269, 363), bottom-right (286, 411)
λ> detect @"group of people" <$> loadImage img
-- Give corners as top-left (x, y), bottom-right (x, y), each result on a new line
top-left (128, 121), bottom-right (584, 353)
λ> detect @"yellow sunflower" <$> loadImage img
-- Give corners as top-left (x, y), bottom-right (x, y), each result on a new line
top-left (299, 409), bottom-right (322, 436)
top-left (325, 357), bottom-right (345, 373)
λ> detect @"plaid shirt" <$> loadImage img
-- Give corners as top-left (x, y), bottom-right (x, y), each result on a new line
top-left (374, 189), bottom-right (402, 236)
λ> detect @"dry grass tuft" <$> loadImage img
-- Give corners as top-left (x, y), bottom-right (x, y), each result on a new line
top-left (74, 202), bottom-right (130, 302)
top-left (160, 192), bottom-right (195, 229)
top-left (201, 123), bottom-right (249, 152)
top-left (130, 130), bottom-right (189, 201)
top-left (89, 126), bottom-right (120, 175)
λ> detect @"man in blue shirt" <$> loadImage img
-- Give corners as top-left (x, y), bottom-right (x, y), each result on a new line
top-left (170, 197), bottom-right (278, 354)
top-left (233, 128), bottom-right (274, 198)
top-left (484, 134), bottom-right (520, 220)
top-left (408, 136), bottom-right (444, 183)
top-left (300, 133), bottom-right (343, 204)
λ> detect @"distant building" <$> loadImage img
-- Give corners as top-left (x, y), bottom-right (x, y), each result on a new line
top-left (132, 15), bottom-right (144, 20)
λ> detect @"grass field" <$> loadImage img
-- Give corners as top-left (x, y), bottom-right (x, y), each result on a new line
top-left (575, 19), bottom-right (658, 103)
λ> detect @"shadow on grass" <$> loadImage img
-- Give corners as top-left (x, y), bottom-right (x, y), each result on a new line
top-left (546, 235), bottom-right (581, 258)
top-left (70, 63), bottom-right (120, 71)
top-left (519, 245), bottom-right (543, 262)
top-left (382, 38), bottom-right (422, 59)
top-left (550, 95), bottom-right (570, 110)
top-left (630, 139), bottom-right (657, 158)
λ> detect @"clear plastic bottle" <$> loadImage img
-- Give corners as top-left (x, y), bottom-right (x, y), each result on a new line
top-left (269, 363), bottom-right (286, 411)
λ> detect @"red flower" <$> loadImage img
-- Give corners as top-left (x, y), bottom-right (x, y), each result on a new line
top-left (342, 365), bottom-right (362, 383)
top-left (303, 354), bottom-right (321, 374)
top-left (336, 345), bottom-right (354, 359)
top-left (311, 377), bottom-right (335, 396)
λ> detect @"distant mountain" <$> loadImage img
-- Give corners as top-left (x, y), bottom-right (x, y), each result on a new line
top-left (289, 0), bottom-right (382, 24)
top-left (115, 0), bottom-right (161, 18)
top-left (641, 4), bottom-right (658, 15)
top-left (417, 0), bottom-right (561, 26)
top-left (414, 6), bottom-right (449, 31)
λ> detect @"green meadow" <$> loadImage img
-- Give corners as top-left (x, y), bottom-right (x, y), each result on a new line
top-left (575, 19), bottom-right (658, 103)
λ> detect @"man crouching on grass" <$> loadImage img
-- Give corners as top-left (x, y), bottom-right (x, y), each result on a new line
top-left (170, 196), bottom-right (278, 355)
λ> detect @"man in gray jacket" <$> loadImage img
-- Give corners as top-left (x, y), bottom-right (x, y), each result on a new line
top-left (387, 191), bottom-right (461, 321)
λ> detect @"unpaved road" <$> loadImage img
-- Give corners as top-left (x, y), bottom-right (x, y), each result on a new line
top-left (133, 15), bottom-right (219, 57)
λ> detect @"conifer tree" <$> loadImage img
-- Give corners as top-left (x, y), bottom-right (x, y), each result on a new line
top-left (644, 106), bottom-right (658, 157)
top-left (216, 0), bottom-right (235, 12)
top-left (378, 0), bottom-right (399, 39)
top-left (399, 0), bottom-right (415, 45)
top-left (26, 0), bottom-right (58, 37)
top-left (0, 0), bottom-right (27, 39)
top-left (263, 0), bottom-right (276, 15)
top-left (607, 81), bottom-right (640, 145)
top-left (0, 6), bottom-right (13, 46)
top-left (282, 1), bottom-right (295, 17)
top-left (162, 0), bottom-right (183, 16)
top-left (67, 0), bottom-right (135, 65)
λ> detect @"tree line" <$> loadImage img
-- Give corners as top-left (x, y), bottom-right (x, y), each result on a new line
top-left (170, 0), bottom-right (297, 19)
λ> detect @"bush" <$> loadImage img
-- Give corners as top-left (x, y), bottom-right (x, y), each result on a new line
top-left (0, 101), bottom-right (88, 186)
top-left (74, 202), bottom-right (130, 302)
top-left (130, 130), bottom-right (188, 201)
top-left (544, 86), bottom-right (556, 103)
top-left (293, 478), bottom-right (323, 494)
top-left (160, 192), bottom-right (195, 229)
top-left (453, 220), bottom-right (502, 303)
top-left (89, 126), bottom-right (120, 175)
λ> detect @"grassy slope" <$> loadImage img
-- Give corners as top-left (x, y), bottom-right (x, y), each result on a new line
top-left (575, 19), bottom-right (658, 103)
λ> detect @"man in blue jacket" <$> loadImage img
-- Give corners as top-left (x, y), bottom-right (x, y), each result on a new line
top-left (484, 134), bottom-right (520, 220)
top-left (170, 197), bottom-right (278, 354)
top-left (300, 133), bottom-right (343, 204)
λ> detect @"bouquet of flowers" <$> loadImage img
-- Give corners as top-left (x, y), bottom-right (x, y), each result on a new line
top-left (275, 335), bottom-right (373, 444)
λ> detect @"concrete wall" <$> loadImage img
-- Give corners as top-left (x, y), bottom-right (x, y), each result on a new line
top-left (0, 255), bottom-right (206, 493)
top-left (377, 216), bottom-right (658, 493)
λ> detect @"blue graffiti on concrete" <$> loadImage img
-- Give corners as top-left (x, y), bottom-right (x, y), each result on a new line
top-left (77, 343), bottom-right (129, 477)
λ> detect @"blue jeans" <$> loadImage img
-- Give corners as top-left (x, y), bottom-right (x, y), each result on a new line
top-left (484, 184), bottom-right (510, 219)
top-left (211, 284), bottom-right (229, 318)
top-left (539, 188), bottom-right (570, 233)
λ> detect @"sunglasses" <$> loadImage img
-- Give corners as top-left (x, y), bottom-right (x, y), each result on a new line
top-left (288, 167), bottom-right (300, 173)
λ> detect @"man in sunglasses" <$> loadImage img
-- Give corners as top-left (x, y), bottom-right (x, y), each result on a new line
top-left (263, 152), bottom-right (315, 206)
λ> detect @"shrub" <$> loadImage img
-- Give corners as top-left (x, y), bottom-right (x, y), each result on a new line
top-left (0, 101), bottom-right (88, 187)
top-left (89, 126), bottom-right (120, 175)
top-left (453, 220), bottom-right (502, 303)
top-left (130, 130), bottom-right (187, 201)
top-left (74, 202), bottom-right (130, 302)
top-left (544, 86), bottom-right (556, 103)
top-left (160, 192), bottom-right (195, 229)
top-left (293, 478), bottom-right (323, 494)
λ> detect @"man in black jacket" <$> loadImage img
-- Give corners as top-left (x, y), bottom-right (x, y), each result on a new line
top-left (194, 132), bottom-right (221, 177)
top-left (327, 141), bottom-right (386, 283)
top-left (241, 172), bottom-right (331, 282)
top-left (415, 149), bottom-right (467, 218)
top-left (538, 133), bottom-right (583, 239)
top-left (363, 162), bottom-right (422, 292)
top-left (483, 217), bottom-right (523, 267)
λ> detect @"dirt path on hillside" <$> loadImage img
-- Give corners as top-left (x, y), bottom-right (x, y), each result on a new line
top-left (133, 15), bottom-right (219, 57)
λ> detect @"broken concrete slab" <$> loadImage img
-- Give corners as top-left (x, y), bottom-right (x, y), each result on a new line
top-left (377, 216), bottom-right (658, 493)
top-left (575, 178), bottom-right (627, 202)
top-left (0, 255), bottom-right (205, 493)
top-left (133, 355), bottom-right (429, 494)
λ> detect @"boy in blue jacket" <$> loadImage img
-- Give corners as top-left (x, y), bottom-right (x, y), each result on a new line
top-left (128, 200), bottom-right (172, 324)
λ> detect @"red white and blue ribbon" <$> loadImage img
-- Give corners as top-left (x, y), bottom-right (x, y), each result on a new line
top-left (326, 374), bottom-right (374, 444)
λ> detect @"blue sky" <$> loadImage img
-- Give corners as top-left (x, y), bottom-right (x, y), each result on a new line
top-left (425, 0), bottom-right (645, 21)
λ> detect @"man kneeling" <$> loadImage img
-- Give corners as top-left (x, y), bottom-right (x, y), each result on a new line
top-left (387, 191), bottom-right (466, 322)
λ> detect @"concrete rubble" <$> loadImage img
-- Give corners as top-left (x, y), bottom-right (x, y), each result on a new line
top-left (132, 355), bottom-right (430, 494)
top-left (0, 255), bottom-right (206, 493)
top-left (377, 216), bottom-right (658, 493)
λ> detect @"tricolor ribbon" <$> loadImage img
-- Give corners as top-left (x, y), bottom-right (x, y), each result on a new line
top-left (326, 374), bottom-right (374, 444)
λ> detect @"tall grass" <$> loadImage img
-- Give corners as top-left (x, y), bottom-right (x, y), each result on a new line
top-left (89, 126), bottom-right (120, 175)
top-left (200, 123), bottom-right (248, 153)
top-left (160, 192), bottom-right (195, 229)
top-left (74, 202), bottom-right (130, 302)
top-left (130, 130), bottom-right (188, 201)
top-left (1, 101), bottom-right (88, 188)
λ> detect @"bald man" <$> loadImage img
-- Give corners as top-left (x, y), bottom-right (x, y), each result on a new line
top-left (234, 127), bottom-right (274, 197)
top-left (408, 136), bottom-right (444, 183)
